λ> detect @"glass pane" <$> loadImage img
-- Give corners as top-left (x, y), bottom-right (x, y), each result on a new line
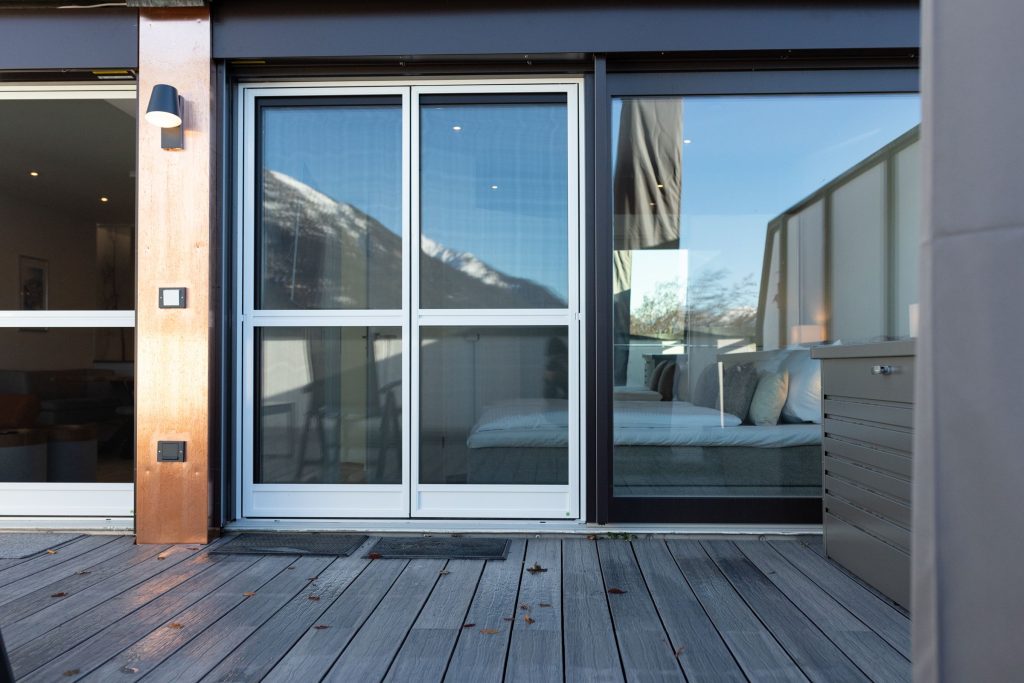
top-left (0, 98), bottom-right (136, 311)
top-left (0, 328), bottom-right (134, 483)
top-left (256, 326), bottom-right (402, 484)
top-left (420, 98), bottom-right (569, 308)
top-left (610, 94), bottom-right (920, 500)
top-left (258, 101), bottom-right (403, 310)
top-left (419, 326), bottom-right (568, 485)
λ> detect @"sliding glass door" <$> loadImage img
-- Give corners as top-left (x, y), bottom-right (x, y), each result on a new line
top-left (238, 81), bottom-right (581, 519)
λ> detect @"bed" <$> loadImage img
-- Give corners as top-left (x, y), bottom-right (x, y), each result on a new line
top-left (464, 398), bottom-right (822, 496)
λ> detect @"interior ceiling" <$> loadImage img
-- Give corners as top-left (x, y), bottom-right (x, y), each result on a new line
top-left (0, 98), bottom-right (136, 225)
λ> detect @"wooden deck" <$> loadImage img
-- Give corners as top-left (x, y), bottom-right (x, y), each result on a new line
top-left (0, 534), bottom-right (909, 682)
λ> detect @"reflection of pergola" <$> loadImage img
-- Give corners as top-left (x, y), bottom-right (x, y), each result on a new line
top-left (612, 99), bottom-right (683, 383)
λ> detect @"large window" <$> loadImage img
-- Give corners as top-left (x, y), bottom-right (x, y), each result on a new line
top-left (606, 88), bottom-right (920, 518)
top-left (0, 86), bottom-right (136, 517)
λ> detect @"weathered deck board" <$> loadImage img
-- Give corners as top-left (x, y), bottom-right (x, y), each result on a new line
top-left (667, 539), bottom-right (807, 682)
top-left (0, 535), bottom-right (123, 590)
top-left (261, 556), bottom-right (406, 682)
top-left (18, 554), bottom-right (257, 681)
top-left (80, 555), bottom-right (295, 681)
top-left (632, 540), bottom-right (744, 682)
top-left (444, 539), bottom-right (526, 683)
top-left (324, 559), bottom-right (446, 681)
top-left (383, 559), bottom-right (485, 682)
top-left (598, 540), bottom-right (683, 682)
top-left (504, 539), bottom-right (563, 682)
top-left (139, 555), bottom-right (333, 683)
top-left (702, 540), bottom-right (868, 682)
top-left (562, 539), bottom-right (623, 683)
top-left (0, 535), bottom-right (911, 683)
top-left (737, 541), bottom-right (910, 682)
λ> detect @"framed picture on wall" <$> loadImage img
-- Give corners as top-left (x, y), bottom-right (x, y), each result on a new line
top-left (18, 256), bottom-right (48, 331)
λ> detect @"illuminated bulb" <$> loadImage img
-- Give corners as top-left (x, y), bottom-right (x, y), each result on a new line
top-left (452, 125), bottom-right (462, 131)
top-left (99, 196), bottom-right (109, 203)
top-left (683, 139), bottom-right (692, 144)
top-left (490, 184), bottom-right (498, 190)
top-left (29, 171), bottom-right (40, 177)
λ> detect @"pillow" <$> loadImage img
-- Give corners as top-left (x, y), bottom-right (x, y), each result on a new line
top-left (692, 362), bottom-right (760, 420)
top-left (647, 360), bottom-right (671, 391)
top-left (656, 363), bottom-right (676, 401)
top-left (780, 350), bottom-right (822, 423)
top-left (747, 371), bottom-right (789, 426)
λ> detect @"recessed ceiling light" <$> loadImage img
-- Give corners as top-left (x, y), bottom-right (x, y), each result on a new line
top-left (490, 184), bottom-right (499, 190)
top-left (452, 125), bottom-right (462, 131)
top-left (29, 171), bottom-right (40, 177)
top-left (683, 139), bottom-right (692, 144)
top-left (100, 196), bottom-right (109, 203)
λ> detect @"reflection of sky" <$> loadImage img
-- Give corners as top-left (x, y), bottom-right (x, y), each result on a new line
top-left (613, 94), bottom-right (921, 298)
top-left (263, 105), bottom-right (403, 233)
top-left (420, 104), bottom-right (568, 302)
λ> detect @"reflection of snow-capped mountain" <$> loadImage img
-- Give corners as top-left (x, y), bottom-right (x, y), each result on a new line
top-left (262, 170), bottom-right (565, 310)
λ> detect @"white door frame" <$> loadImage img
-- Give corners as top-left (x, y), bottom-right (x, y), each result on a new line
top-left (235, 77), bottom-right (585, 522)
top-left (0, 84), bottom-right (137, 520)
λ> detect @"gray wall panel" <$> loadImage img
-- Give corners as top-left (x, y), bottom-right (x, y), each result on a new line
top-left (212, 1), bottom-right (920, 60)
top-left (0, 10), bottom-right (138, 70)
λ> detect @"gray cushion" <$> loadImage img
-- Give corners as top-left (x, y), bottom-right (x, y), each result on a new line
top-left (656, 363), bottom-right (676, 401)
top-left (692, 362), bottom-right (760, 420)
top-left (647, 360), bottom-right (671, 391)
top-left (748, 370), bottom-right (790, 426)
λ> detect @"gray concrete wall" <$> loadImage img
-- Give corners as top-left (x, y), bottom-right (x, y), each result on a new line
top-left (914, 0), bottom-right (1024, 679)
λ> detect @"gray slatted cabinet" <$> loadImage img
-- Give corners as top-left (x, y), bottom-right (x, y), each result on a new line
top-left (812, 340), bottom-right (914, 609)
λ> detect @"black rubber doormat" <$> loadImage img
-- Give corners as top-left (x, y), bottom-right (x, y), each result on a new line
top-left (366, 537), bottom-right (510, 560)
top-left (211, 533), bottom-right (368, 557)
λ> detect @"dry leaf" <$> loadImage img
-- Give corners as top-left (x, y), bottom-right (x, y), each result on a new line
top-left (122, 665), bottom-right (140, 673)
top-left (156, 554), bottom-right (168, 561)
top-left (51, 592), bottom-right (67, 598)
top-left (479, 628), bottom-right (500, 635)
top-left (439, 570), bottom-right (450, 576)
top-left (367, 552), bottom-right (382, 560)
top-left (168, 623), bottom-right (184, 629)
top-left (502, 617), bottom-right (514, 622)
top-left (286, 566), bottom-right (296, 570)
top-left (462, 623), bottom-right (476, 628)
top-left (518, 603), bottom-right (529, 611)
top-left (523, 614), bottom-right (535, 624)
top-left (307, 577), bottom-right (318, 582)
top-left (586, 535), bottom-right (598, 541)
top-left (674, 645), bottom-right (686, 658)
top-left (243, 592), bottom-right (256, 598)
top-left (314, 624), bottom-right (330, 630)
top-left (539, 603), bottom-right (552, 608)
top-left (186, 547), bottom-right (199, 550)
top-left (308, 595), bottom-right (321, 601)
top-left (526, 563), bottom-right (547, 574)
top-left (46, 549), bottom-right (58, 555)
top-left (75, 571), bottom-right (91, 576)
top-left (607, 588), bottom-right (627, 595)
top-left (62, 670), bottom-right (79, 677)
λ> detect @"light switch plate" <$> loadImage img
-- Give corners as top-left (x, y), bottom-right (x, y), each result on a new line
top-left (159, 287), bottom-right (187, 309)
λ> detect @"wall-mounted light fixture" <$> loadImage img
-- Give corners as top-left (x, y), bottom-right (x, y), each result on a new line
top-left (145, 84), bottom-right (184, 151)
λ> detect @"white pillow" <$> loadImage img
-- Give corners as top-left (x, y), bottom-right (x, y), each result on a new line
top-left (748, 370), bottom-right (789, 426)
top-left (780, 350), bottom-right (822, 423)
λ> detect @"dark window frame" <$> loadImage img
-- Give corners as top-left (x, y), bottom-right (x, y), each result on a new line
top-left (590, 63), bottom-right (919, 525)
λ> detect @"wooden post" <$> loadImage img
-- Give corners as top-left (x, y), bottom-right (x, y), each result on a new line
top-left (135, 8), bottom-right (213, 544)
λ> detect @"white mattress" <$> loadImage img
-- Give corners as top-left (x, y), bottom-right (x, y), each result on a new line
top-left (466, 399), bottom-right (821, 449)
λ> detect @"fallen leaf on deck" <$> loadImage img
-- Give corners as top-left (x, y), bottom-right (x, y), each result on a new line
top-left (62, 670), bottom-right (79, 677)
top-left (168, 623), bottom-right (183, 630)
top-left (314, 624), bottom-right (330, 630)
top-left (518, 603), bottom-right (529, 610)
top-left (439, 570), bottom-right (450, 576)
top-left (307, 577), bottom-right (318, 582)
top-left (539, 603), bottom-right (552, 608)
top-left (607, 588), bottom-right (627, 595)
top-left (156, 554), bottom-right (168, 560)
top-left (367, 552), bottom-right (382, 560)
top-left (122, 665), bottom-right (140, 673)
top-left (480, 628), bottom-right (500, 635)
top-left (46, 549), bottom-right (58, 555)
top-left (526, 563), bottom-right (547, 574)
top-left (523, 614), bottom-right (535, 624)
top-left (51, 592), bottom-right (67, 598)
top-left (502, 617), bottom-right (514, 622)
top-left (186, 547), bottom-right (199, 550)
top-left (462, 623), bottom-right (476, 628)
top-left (243, 592), bottom-right (256, 598)
top-left (586, 535), bottom-right (598, 541)
top-left (75, 571), bottom-right (91, 576)
top-left (674, 645), bottom-right (686, 658)
top-left (286, 566), bottom-right (295, 570)
top-left (308, 595), bottom-right (320, 601)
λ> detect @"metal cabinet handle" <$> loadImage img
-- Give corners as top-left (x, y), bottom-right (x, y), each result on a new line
top-left (871, 365), bottom-right (897, 376)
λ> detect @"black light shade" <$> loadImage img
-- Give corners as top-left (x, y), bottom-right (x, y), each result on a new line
top-left (145, 84), bottom-right (182, 128)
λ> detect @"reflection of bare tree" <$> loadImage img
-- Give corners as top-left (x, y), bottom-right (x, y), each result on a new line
top-left (631, 268), bottom-right (758, 340)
